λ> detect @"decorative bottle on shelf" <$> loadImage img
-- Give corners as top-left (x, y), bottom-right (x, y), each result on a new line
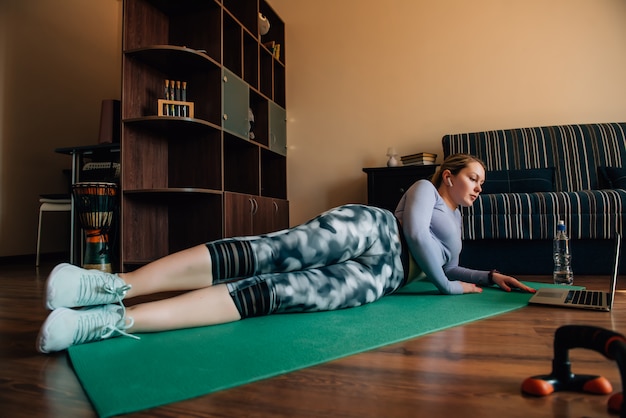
top-left (553, 220), bottom-right (574, 285)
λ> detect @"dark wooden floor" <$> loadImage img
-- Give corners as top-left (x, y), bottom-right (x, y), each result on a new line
top-left (2, 259), bottom-right (625, 417)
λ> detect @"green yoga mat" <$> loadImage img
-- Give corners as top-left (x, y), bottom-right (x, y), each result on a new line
top-left (68, 281), bottom-right (563, 417)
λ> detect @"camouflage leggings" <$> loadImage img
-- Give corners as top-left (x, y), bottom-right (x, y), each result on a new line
top-left (206, 204), bottom-right (406, 318)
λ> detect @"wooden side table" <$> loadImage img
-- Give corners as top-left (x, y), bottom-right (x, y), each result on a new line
top-left (363, 165), bottom-right (440, 211)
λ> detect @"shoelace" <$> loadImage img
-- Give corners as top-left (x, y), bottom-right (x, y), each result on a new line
top-left (101, 315), bottom-right (140, 341)
top-left (75, 272), bottom-right (140, 343)
top-left (102, 282), bottom-right (139, 340)
top-left (103, 282), bottom-right (132, 305)
top-left (74, 305), bottom-right (140, 346)
top-left (77, 273), bottom-right (131, 306)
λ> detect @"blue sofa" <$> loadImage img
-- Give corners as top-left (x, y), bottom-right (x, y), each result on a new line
top-left (442, 122), bottom-right (626, 275)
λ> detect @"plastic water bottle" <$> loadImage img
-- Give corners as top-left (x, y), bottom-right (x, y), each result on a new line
top-left (553, 220), bottom-right (574, 285)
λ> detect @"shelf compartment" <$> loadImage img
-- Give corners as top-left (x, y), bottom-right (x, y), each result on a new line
top-left (261, 149), bottom-right (286, 199)
top-left (123, 0), bottom-right (222, 62)
top-left (122, 120), bottom-right (222, 191)
top-left (223, 13), bottom-right (243, 76)
top-left (223, 0), bottom-right (258, 35)
top-left (243, 32), bottom-right (259, 89)
top-left (273, 62), bottom-right (286, 108)
top-left (121, 191), bottom-right (223, 264)
top-left (123, 49), bottom-right (222, 125)
top-left (224, 132), bottom-right (260, 195)
top-left (259, 48), bottom-right (273, 99)
top-left (259, 0), bottom-right (285, 65)
top-left (168, 131), bottom-right (222, 190)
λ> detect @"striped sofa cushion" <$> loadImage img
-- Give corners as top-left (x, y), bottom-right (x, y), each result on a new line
top-left (442, 123), bottom-right (626, 241)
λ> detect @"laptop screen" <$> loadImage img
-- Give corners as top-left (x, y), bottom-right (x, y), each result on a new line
top-left (608, 234), bottom-right (621, 308)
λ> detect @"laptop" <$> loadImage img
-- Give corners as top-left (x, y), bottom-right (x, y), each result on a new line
top-left (528, 234), bottom-right (621, 311)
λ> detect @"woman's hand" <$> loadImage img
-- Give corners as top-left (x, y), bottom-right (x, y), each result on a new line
top-left (460, 282), bottom-right (483, 294)
top-left (491, 272), bottom-right (536, 293)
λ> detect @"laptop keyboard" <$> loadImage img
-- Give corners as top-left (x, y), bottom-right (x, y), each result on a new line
top-left (565, 290), bottom-right (602, 306)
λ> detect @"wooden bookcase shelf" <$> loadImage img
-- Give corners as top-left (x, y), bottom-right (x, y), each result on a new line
top-left (123, 116), bottom-right (221, 132)
top-left (121, 0), bottom-right (288, 269)
top-left (125, 46), bottom-right (221, 72)
top-left (124, 188), bottom-right (224, 195)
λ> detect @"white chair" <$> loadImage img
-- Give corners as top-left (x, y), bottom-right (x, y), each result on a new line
top-left (36, 162), bottom-right (119, 267)
top-left (36, 194), bottom-right (72, 267)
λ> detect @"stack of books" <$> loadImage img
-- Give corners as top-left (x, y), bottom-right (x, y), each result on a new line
top-left (401, 152), bottom-right (437, 166)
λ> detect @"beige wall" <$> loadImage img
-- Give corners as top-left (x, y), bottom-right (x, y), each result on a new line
top-left (269, 0), bottom-right (626, 225)
top-left (0, 0), bottom-right (121, 257)
top-left (1, 0), bottom-right (625, 257)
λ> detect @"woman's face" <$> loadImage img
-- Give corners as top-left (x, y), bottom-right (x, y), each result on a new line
top-left (447, 162), bottom-right (485, 207)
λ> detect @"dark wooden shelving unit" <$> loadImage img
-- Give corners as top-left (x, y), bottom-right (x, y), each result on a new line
top-left (121, 0), bottom-right (288, 269)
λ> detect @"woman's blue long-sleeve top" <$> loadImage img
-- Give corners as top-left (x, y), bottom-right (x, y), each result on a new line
top-left (394, 179), bottom-right (490, 294)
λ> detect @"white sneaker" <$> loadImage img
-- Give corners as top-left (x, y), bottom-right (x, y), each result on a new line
top-left (45, 263), bottom-right (131, 310)
top-left (37, 304), bottom-right (138, 353)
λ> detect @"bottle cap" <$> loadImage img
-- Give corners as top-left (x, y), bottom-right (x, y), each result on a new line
top-left (557, 220), bottom-right (566, 231)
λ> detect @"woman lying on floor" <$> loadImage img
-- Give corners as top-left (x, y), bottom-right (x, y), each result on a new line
top-left (37, 153), bottom-right (535, 353)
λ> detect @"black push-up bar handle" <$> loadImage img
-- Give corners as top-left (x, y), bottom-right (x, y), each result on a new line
top-left (521, 325), bottom-right (626, 417)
